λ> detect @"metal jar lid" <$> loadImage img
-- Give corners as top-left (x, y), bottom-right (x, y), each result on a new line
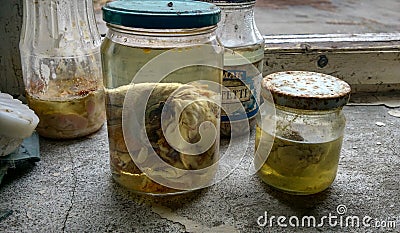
top-left (102, 0), bottom-right (221, 29)
top-left (199, 0), bottom-right (256, 4)
top-left (262, 71), bottom-right (351, 110)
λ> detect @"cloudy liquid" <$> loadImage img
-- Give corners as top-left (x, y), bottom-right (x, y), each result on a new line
top-left (255, 125), bottom-right (342, 195)
top-left (27, 90), bottom-right (105, 139)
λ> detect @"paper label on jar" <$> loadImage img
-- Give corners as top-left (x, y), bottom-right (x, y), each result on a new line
top-left (221, 59), bottom-right (263, 122)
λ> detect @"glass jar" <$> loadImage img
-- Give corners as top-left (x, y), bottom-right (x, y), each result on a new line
top-left (101, 0), bottom-right (223, 195)
top-left (19, 0), bottom-right (105, 139)
top-left (201, 0), bottom-right (265, 137)
top-left (255, 71), bottom-right (351, 195)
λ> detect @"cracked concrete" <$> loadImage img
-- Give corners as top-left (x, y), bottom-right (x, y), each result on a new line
top-left (0, 105), bottom-right (399, 232)
top-left (62, 148), bottom-right (77, 233)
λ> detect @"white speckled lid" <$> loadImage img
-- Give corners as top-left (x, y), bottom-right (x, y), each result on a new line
top-left (262, 71), bottom-right (351, 110)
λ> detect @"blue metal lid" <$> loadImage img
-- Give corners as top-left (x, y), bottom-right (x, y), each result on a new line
top-left (262, 71), bottom-right (351, 110)
top-left (199, 0), bottom-right (255, 4)
top-left (102, 0), bottom-right (221, 29)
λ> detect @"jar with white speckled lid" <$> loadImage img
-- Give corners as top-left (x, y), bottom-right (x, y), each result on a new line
top-left (255, 71), bottom-right (351, 195)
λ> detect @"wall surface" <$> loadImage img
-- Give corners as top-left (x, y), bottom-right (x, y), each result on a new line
top-left (0, 0), bottom-right (24, 96)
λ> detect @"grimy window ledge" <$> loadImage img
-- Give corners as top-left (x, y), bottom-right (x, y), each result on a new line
top-left (263, 32), bottom-right (400, 106)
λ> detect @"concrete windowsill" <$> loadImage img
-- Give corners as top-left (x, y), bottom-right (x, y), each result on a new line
top-left (0, 105), bottom-right (399, 232)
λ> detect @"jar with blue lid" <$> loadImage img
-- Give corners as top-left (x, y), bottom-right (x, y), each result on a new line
top-left (101, 0), bottom-right (223, 195)
top-left (255, 71), bottom-right (351, 195)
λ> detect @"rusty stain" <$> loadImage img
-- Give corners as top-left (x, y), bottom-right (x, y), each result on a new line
top-left (255, 0), bottom-right (336, 11)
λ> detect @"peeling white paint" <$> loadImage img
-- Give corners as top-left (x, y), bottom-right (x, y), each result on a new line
top-left (388, 109), bottom-right (400, 118)
top-left (151, 205), bottom-right (238, 233)
top-left (375, 122), bottom-right (386, 127)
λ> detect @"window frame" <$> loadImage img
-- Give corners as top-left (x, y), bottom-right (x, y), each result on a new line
top-left (262, 33), bottom-right (400, 97)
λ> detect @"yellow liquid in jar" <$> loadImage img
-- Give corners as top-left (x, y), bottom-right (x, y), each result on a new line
top-left (255, 125), bottom-right (342, 195)
top-left (109, 151), bottom-right (182, 195)
top-left (27, 90), bottom-right (105, 139)
top-left (101, 38), bottom-right (222, 89)
top-left (106, 119), bottom-right (183, 195)
top-left (105, 83), bottom-right (220, 195)
top-left (101, 38), bottom-right (222, 194)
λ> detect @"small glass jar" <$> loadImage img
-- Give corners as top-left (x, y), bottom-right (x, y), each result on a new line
top-left (255, 71), bottom-right (351, 195)
top-left (19, 0), bottom-right (105, 139)
top-left (101, 0), bottom-right (223, 195)
top-left (202, 0), bottom-right (265, 137)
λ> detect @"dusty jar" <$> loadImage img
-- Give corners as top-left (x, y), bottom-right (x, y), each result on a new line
top-left (202, 0), bottom-right (265, 137)
top-left (255, 71), bottom-right (351, 195)
top-left (101, 0), bottom-right (223, 195)
top-left (19, 0), bottom-right (105, 139)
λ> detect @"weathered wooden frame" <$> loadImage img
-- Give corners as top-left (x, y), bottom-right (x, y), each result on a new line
top-left (263, 33), bottom-right (400, 96)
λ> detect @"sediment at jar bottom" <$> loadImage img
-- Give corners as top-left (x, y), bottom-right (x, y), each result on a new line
top-left (255, 125), bottom-right (342, 195)
top-left (27, 90), bottom-right (105, 139)
top-left (105, 83), bottom-right (220, 194)
top-left (110, 153), bottom-right (182, 194)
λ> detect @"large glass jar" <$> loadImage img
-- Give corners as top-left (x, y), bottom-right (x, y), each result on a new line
top-left (255, 71), bottom-right (351, 195)
top-left (201, 0), bottom-right (265, 137)
top-left (101, 0), bottom-right (223, 195)
top-left (19, 0), bottom-right (105, 139)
